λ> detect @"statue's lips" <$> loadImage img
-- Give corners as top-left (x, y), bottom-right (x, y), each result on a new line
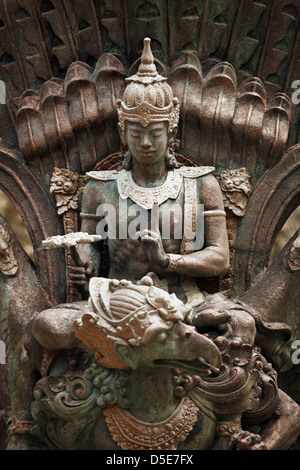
top-left (154, 357), bottom-right (220, 376)
top-left (141, 152), bottom-right (154, 158)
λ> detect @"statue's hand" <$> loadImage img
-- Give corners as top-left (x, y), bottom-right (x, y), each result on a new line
top-left (136, 202), bottom-right (169, 270)
top-left (69, 246), bottom-right (97, 293)
top-left (228, 430), bottom-right (268, 450)
top-left (69, 260), bottom-right (97, 293)
top-left (113, 239), bottom-right (140, 270)
top-left (137, 228), bottom-right (169, 270)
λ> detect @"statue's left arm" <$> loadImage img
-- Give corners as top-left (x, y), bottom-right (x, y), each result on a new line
top-left (175, 173), bottom-right (230, 278)
top-left (139, 173), bottom-right (230, 278)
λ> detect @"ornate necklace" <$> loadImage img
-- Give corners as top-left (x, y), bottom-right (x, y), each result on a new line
top-left (117, 168), bottom-right (183, 210)
top-left (103, 395), bottom-right (199, 450)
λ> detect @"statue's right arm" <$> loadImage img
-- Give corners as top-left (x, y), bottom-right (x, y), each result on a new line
top-left (70, 181), bottom-right (102, 290)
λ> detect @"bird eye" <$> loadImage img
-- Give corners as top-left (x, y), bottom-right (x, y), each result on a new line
top-left (156, 331), bottom-right (167, 343)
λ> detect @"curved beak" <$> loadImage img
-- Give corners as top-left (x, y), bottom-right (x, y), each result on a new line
top-left (155, 322), bottom-right (222, 376)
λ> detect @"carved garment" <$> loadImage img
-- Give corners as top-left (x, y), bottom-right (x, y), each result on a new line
top-left (84, 165), bottom-right (224, 306)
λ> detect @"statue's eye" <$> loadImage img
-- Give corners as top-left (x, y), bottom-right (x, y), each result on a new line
top-left (130, 130), bottom-right (140, 137)
top-left (156, 332), bottom-right (167, 343)
top-left (151, 131), bottom-right (163, 137)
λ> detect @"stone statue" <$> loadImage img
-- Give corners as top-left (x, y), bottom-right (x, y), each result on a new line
top-left (31, 275), bottom-right (300, 450)
top-left (27, 38), bottom-right (300, 451)
top-left (70, 38), bottom-right (229, 306)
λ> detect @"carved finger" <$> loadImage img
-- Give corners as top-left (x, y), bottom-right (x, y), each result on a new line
top-left (228, 431), bottom-right (264, 450)
top-left (137, 229), bottom-right (159, 240)
top-left (71, 280), bottom-right (88, 286)
top-left (140, 235), bottom-right (159, 244)
top-left (69, 245), bottom-right (83, 266)
top-left (237, 435), bottom-right (253, 450)
top-left (85, 261), bottom-right (97, 275)
top-left (150, 202), bottom-right (160, 234)
top-left (116, 248), bottom-right (132, 263)
top-left (70, 273), bottom-right (87, 280)
top-left (69, 266), bottom-right (86, 274)
top-left (163, 240), bottom-right (180, 252)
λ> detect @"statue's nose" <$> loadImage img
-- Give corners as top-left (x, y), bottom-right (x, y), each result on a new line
top-left (141, 134), bottom-right (151, 148)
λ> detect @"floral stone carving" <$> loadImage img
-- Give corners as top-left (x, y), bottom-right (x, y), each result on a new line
top-left (219, 168), bottom-right (252, 217)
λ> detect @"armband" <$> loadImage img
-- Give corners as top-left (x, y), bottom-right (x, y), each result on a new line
top-left (165, 254), bottom-right (183, 272)
top-left (203, 210), bottom-right (226, 217)
top-left (80, 212), bottom-right (102, 220)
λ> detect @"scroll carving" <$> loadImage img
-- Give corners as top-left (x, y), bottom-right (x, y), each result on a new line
top-left (50, 168), bottom-right (82, 215)
top-left (218, 168), bottom-right (252, 298)
top-left (219, 168), bottom-right (252, 217)
top-left (0, 225), bottom-right (18, 276)
top-left (50, 167), bottom-right (88, 302)
top-left (288, 232), bottom-right (300, 272)
top-left (216, 418), bottom-right (242, 437)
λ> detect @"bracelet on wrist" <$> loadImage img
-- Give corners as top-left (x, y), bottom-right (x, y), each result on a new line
top-left (165, 254), bottom-right (182, 272)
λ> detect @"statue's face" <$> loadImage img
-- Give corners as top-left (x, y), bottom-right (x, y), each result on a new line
top-left (124, 121), bottom-right (170, 166)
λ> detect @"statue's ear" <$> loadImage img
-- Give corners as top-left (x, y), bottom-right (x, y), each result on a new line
top-left (117, 122), bottom-right (127, 147)
top-left (115, 342), bottom-right (137, 369)
top-left (168, 125), bottom-right (178, 145)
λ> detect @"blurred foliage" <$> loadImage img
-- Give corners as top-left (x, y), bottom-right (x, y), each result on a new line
top-left (270, 206), bottom-right (300, 263)
top-left (0, 190), bottom-right (34, 261)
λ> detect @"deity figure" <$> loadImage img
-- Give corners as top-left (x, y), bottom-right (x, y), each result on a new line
top-left (30, 38), bottom-right (300, 450)
top-left (64, 37), bottom-right (290, 371)
top-left (70, 38), bottom-right (229, 309)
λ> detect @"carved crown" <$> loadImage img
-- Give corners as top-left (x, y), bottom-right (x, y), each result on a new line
top-left (117, 38), bottom-right (180, 132)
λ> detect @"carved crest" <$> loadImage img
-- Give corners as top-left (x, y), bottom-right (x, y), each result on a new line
top-left (74, 276), bottom-right (192, 369)
top-left (0, 225), bottom-right (18, 276)
top-left (219, 168), bottom-right (252, 217)
top-left (289, 232), bottom-right (300, 272)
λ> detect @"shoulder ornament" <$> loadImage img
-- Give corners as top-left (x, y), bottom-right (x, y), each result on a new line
top-left (86, 170), bottom-right (118, 181)
top-left (179, 166), bottom-right (215, 178)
